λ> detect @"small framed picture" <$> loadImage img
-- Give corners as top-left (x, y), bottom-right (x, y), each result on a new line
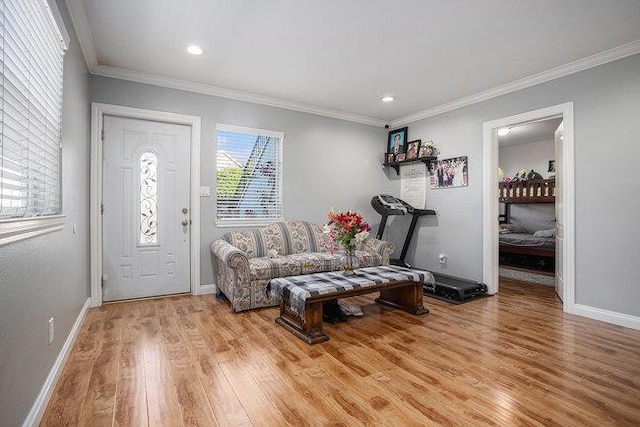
top-left (548, 160), bottom-right (555, 172)
top-left (387, 127), bottom-right (408, 156)
top-left (406, 140), bottom-right (421, 160)
top-left (387, 153), bottom-right (395, 164)
top-left (396, 153), bottom-right (406, 162)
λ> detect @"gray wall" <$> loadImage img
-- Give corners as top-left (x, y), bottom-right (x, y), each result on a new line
top-left (0, 1), bottom-right (91, 425)
top-left (398, 53), bottom-right (640, 316)
top-left (500, 138), bottom-right (555, 179)
top-left (89, 77), bottom-right (394, 285)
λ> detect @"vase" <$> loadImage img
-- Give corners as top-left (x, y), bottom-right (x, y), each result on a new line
top-left (342, 244), bottom-right (358, 275)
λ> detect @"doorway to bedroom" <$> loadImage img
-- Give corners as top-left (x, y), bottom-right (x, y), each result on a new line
top-left (497, 117), bottom-right (560, 289)
top-left (482, 102), bottom-right (575, 313)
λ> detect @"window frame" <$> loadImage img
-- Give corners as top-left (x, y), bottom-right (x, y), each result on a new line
top-left (0, 0), bottom-right (68, 246)
top-left (215, 123), bottom-right (284, 227)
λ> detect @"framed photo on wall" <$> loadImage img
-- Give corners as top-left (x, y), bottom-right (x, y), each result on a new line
top-left (406, 140), bottom-right (421, 160)
top-left (387, 127), bottom-right (408, 156)
top-left (429, 156), bottom-right (469, 189)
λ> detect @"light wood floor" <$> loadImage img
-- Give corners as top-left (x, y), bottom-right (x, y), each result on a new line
top-left (41, 280), bottom-right (640, 426)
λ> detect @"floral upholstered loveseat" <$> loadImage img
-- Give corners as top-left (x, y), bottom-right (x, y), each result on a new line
top-left (211, 220), bottom-right (394, 312)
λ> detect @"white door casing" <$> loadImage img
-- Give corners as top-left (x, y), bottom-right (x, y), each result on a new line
top-left (554, 121), bottom-right (565, 302)
top-left (102, 116), bottom-right (191, 301)
top-left (90, 103), bottom-right (201, 306)
top-left (483, 102), bottom-right (575, 312)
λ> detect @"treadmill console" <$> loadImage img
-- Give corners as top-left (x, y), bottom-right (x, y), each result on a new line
top-left (371, 194), bottom-right (410, 215)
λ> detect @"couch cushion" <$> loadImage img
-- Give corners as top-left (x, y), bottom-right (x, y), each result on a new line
top-left (290, 251), bottom-right (382, 272)
top-left (287, 252), bottom-right (343, 274)
top-left (277, 221), bottom-right (331, 255)
top-left (249, 250), bottom-right (384, 281)
top-left (222, 229), bottom-right (260, 259)
top-left (249, 257), bottom-right (302, 281)
top-left (222, 221), bottom-right (332, 259)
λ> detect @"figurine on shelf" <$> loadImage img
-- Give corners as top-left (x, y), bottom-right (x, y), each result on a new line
top-left (396, 153), bottom-right (406, 162)
top-left (387, 153), bottom-right (395, 163)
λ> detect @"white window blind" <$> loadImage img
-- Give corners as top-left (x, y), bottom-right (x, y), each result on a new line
top-left (216, 124), bottom-right (284, 226)
top-left (0, 0), bottom-right (66, 219)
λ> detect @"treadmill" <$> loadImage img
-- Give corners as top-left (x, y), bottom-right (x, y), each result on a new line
top-left (370, 194), bottom-right (436, 268)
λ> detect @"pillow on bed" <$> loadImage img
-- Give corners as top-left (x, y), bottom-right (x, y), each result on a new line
top-left (533, 228), bottom-right (556, 238)
top-left (499, 224), bottom-right (525, 234)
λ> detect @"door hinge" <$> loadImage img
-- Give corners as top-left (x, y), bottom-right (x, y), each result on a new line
top-left (101, 275), bottom-right (105, 288)
top-left (101, 128), bottom-right (105, 140)
top-left (100, 202), bottom-right (104, 215)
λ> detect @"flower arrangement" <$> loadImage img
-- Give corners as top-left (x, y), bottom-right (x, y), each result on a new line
top-left (323, 208), bottom-right (371, 252)
top-left (421, 140), bottom-right (440, 157)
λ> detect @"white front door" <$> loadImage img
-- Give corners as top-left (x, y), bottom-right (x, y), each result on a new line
top-left (102, 116), bottom-right (191, 301)
top-left (554, 121), bottom-right (564, 302)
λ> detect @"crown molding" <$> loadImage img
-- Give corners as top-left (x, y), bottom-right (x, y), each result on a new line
top-left (62, 1), bottom-right (639, 130)
top-left (62, 2), bottom-right (385, 127)
top-left (91, 65), bottom-right (387, 127)
top-left (65, 0), bottom-right (98, 69)
top-left (390, 39), bottom-right (640, 127)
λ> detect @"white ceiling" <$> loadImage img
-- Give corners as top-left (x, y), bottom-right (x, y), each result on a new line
top-left (71, 0), bottom-right (640, 126)
top-left (498, 117), bottom-right (563, 147)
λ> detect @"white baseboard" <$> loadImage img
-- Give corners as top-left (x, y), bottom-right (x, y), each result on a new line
top-left (22, 297), bottom-right (92, 427)
top-left (568, 303), bottom-right (640, 331)
top-left (199, 284), bottom-right (217, 295)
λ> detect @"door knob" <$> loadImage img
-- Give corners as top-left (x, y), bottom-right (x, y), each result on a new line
top-left (181, 219), bottom-right (189, 226)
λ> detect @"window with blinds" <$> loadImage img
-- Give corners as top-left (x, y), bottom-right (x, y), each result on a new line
top-left (216, 124), bottom-right (284, 226)
top-left (0, 0), bottom-right (66, 219)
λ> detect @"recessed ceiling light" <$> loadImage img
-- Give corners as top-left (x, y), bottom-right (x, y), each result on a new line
top-left (187, 45), bottom-right (203, 55)
top-left (497, 127), bottom-right (511, 137)
top-left (381, 96), bottom-right (395, 103)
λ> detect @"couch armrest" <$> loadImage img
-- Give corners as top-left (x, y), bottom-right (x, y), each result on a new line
top-left (358, 237), bottom-right (394, 265)
top-left (211, 239), bottom-right (249, 269)
top-left (211, 239), bottom-right (251, 311)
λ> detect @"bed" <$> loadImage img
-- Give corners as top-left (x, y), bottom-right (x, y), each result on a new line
top-left (498, 178), bottom-right (556, 273)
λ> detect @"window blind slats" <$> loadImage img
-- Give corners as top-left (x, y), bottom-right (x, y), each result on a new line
top-left (216, 127), bottom-right (283, 222)
top-left (0, 0), bottom-right (64, 219)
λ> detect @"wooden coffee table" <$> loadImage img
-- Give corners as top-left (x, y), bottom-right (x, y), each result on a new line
top-left (270, 266), bottom-right (432, 344)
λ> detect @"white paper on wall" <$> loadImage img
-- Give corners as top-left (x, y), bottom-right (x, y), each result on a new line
top-left (400, 163), bottom-right (426, 209)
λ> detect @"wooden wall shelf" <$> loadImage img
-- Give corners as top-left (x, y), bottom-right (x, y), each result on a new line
top-left (383, 157), bottom-right (437, 175)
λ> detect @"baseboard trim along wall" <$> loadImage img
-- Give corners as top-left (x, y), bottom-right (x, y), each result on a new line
top-left (22, 297), bottom-right (92, 427)
top-left (569, 304), bottom-right (640, 331)
top-left (199, 284), bottom-right (217, 295)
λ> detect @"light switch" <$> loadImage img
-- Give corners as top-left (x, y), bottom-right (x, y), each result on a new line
top-left (200, 186), bottom-right (211, 197)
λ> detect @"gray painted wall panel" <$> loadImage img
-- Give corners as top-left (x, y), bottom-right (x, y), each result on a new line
top-left (89, 77), bottom-right (393, 285)
top-left (0, 1), bottom-right (91, 425)
top-left (401, 54), bottom-right (640, 316)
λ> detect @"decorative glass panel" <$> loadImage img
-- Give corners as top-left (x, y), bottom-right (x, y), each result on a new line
top-left (140, 152), bottom-right (158, 244)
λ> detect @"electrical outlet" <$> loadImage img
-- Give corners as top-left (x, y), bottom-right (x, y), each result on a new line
top-left (48, 317), bottom-right (54, 345)
top-left (438, 253), bottom-right (448, 267)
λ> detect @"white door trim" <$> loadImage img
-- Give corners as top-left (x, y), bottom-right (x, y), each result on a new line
top-left (482, 102), bottom-right (575, 312)
top-left (90, 103), bottom-right (201, 306)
